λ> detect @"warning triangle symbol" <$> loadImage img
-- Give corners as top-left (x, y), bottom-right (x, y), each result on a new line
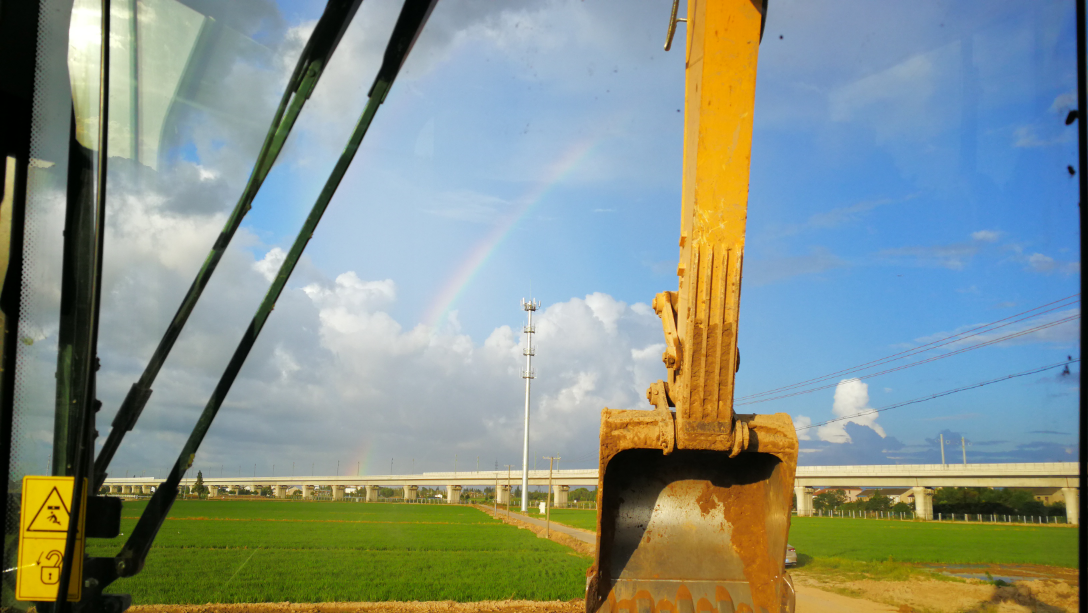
top-left (27, 486), bottom-right (70, 532)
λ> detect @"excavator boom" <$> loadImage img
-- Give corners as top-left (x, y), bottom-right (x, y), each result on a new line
top-left (587, 2), bottom-right (799, 612)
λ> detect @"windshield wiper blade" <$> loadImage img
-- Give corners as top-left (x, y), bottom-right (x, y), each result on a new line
top-left (106, 0), bottom-right (439, 581)
top-left (94, 0), bottom-right (366, 489)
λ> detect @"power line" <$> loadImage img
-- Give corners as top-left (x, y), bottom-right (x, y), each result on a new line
top-left (797, 359), bottom-right (1080, 432)
top-left (737, 314), bottom-right (1079, 406)
top-left (737, 294), bottom-right (1080, 402)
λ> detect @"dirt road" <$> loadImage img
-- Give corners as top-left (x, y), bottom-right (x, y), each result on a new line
top-left (130, 595), bottom-right (899, 613)
top-left (794, 586), bottom-right (898, 612)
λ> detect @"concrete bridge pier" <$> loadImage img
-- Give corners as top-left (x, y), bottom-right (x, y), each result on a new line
top-left (273, 485), bottom-right (286, 499)
top-left (403, 485), bottom-right (418, 500)
top-left (912, 486), bottom-right (934, 520)
top-left (333, 485), bottom-right (345, 501)
top-left (142, 485), bottom-right (153, 494)
top-left (110, 485), bottom-right (122, 495)
top-left (496, 485), bottom-right (510, 504)
top-left (208, 486), bottom-right (220, 498)
top-left (303, 485), bottom-right (314, 500)
top-left (1062, 487), bottom-right (1078, 525)
top-left (365, 485), bottom-right (378, 502)
top-left (447, 485), bottom-right (462, 504)
top-left (553, 485), bottom-right (569, 508)
top-left (794, 486), bottom-right (814, 517)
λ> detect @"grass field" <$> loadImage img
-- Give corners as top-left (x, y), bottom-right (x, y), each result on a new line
top-left (86, 501), bottom-right (590, 604)
top-left (518, 508), bottom-right (597, 532)
top-left (788, 516), bottom-right (1078, 569)
top-left (86, 501), bottom-right (1078, 605)
top-left (537, 509), bottom-right (1078, 569)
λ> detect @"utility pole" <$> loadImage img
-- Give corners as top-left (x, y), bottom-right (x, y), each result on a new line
top-left (337, 460), bottom-right (339, 476)
top-left (390, 458), bottom-right (393, 475)
top-left (544, 456), bottom-right (559, 538)
top-left (292, 462), bottom-right (294, 477)
top-left (357, 461), bottom-right (360, 476)
top-left (939, 433), bottom-right (945, 465)
top-left (520, 298), bottom-right (539, 512)
top-left (961, 437), bottom-right (967, 465)
top-left (477, 456), bottom-right (479, 472)
top-left (455, 453), bottom-right (458, 475)
top-left (506, 464), bottom-right (513, 517)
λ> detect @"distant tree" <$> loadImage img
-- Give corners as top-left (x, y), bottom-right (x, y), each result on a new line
top-left (932, 487), bottom-right (1060, 517)
top-left (865, 493), bottom-right (892, 512)
top-left (891, 502), bottom-right (912, 514)
top-left (260, 486), bottom-right (273, 497)
top-left (569, 487), bottom-right (595, 502)
top-left (813, 490), bottom-right (847, 511)
top-left (193, 471), bottom-right (208, 499)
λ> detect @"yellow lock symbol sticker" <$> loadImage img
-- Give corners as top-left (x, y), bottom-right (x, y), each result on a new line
top-left (39, 550), bottom-right (63, 584)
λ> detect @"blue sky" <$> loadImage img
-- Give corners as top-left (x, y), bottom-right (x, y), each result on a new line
top-left (16, 0), bottom-right (1079, 480)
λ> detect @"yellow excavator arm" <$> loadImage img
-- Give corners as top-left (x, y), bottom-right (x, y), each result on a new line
top-left (587, 1), bottom-right (799, 611)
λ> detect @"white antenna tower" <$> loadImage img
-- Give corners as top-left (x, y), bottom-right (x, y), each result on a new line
top-left (520, 298), bottom-right (539, 512)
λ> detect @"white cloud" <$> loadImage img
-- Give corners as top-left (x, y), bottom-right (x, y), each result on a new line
top-left (829, 52), bottom-right (938, 141)
top-left (82, 183), bottom-right (667, 474)
top-left (1028, 252), bottom-right (1056, 273)
top-left (584, 292), bottom-right (625, 334)
top-left (1021, 251), bottom-right (1079, 276)
top-left (816, 379), bottom-right (885, 444)
top-left (912, 307), bottom-right (1080, 349)
top-left (1013, 125), bottom-right (1070, 148)
top-left (971, 229), bottom-right (1001, 242)
top-left (793, 415), bottom-right (812, 441)
top-left (1049, 90), bottom-right (1076, 113)
top-left (254, 248), bottom-right (287, 282)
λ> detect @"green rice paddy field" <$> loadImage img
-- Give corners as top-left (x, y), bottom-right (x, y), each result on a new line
top-left (540, 509), bottom-right (1079, 568)
top-left (89, 501), bottom-right (1077, 605)
top-left (89, 500), bottom-right (590, 604)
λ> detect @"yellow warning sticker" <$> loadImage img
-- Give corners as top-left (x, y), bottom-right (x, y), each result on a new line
top-left (27, 486), bottom-right (71, 532)
top-left (16, 476), bottom-right (85, 602)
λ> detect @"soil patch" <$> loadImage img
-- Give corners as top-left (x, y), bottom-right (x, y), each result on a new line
top-left (794, 572), bottom-right (1079, 613)
top-left (474, 506), bottom-right (593, 558)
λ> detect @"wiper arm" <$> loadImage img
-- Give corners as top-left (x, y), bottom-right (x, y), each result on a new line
top-left (93, 0), bottom-right (366, 489)
top-left (106, 0), bottom-right (440, 581)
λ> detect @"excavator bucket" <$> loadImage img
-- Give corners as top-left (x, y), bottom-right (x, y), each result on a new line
top-left (586, 2), bottom-right (798, 612)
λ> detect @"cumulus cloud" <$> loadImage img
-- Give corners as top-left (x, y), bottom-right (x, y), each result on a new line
top-left (793, 415), bottom-right (812, 441)
top-left (49, 167), bottom-right (668, 477)
top-left (254, 248), bottom-right (287, 282)
top-left (816, 379), bottom-right (885, 443)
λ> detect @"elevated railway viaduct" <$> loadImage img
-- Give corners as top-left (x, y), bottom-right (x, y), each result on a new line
top-left (103, 461), bottom-right (1080, 524)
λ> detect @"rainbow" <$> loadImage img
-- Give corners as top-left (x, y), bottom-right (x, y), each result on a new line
top-left (347, 437), bottom-right (378, 477)
top-left (422, 132), bottom-right (610, 328)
